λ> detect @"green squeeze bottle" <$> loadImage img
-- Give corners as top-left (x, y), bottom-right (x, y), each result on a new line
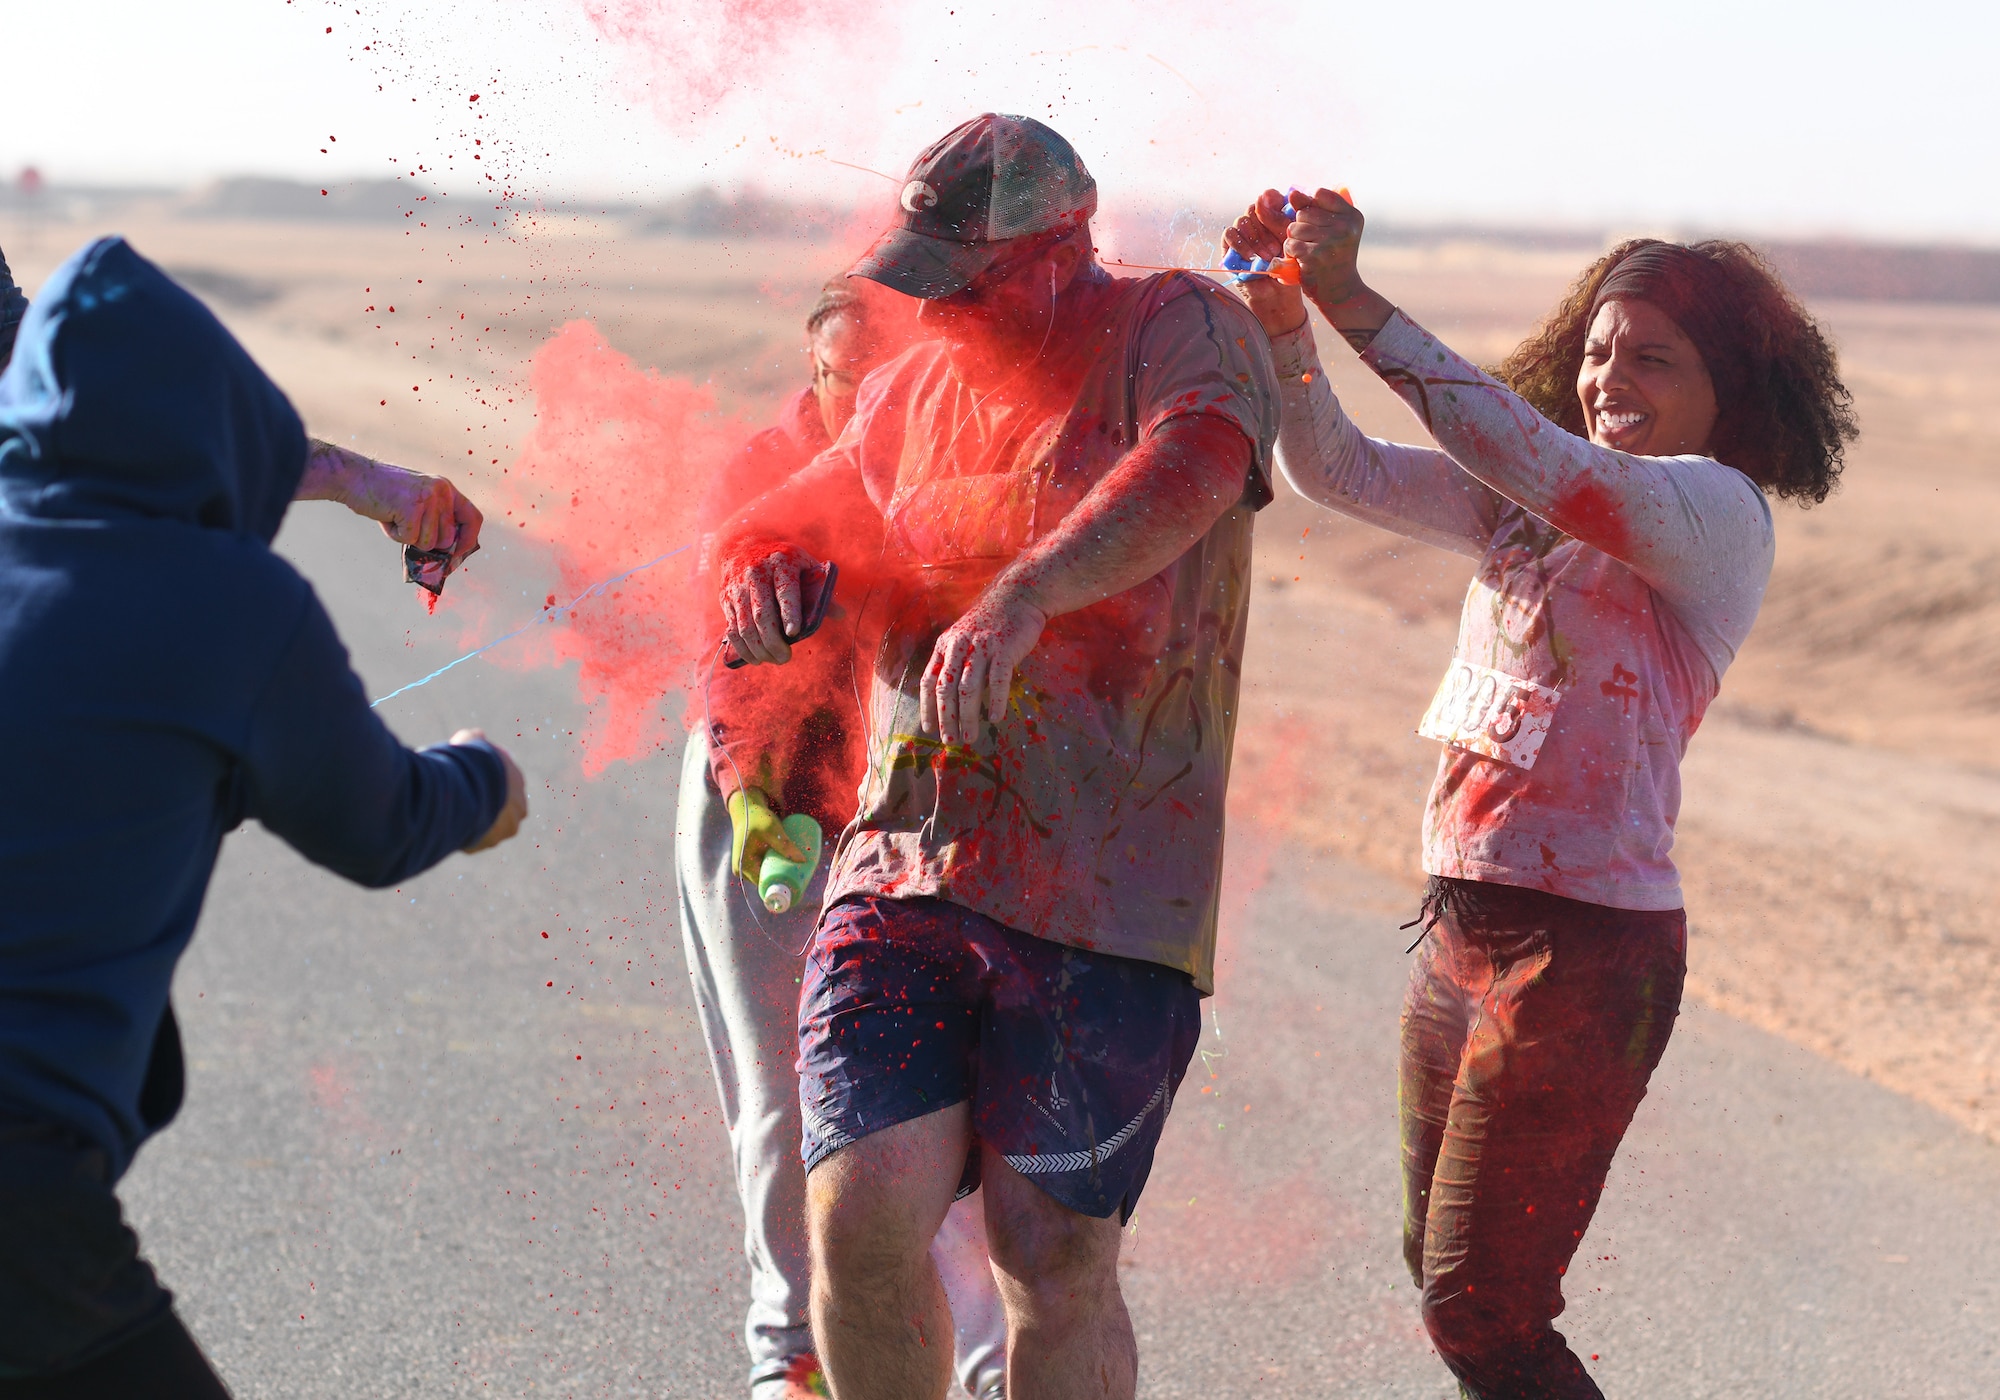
top-left (757, 814), bottom-right (824, 914)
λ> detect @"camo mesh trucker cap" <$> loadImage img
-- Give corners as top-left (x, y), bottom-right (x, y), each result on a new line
top-left (850, 114), bottom-right (1098, 299)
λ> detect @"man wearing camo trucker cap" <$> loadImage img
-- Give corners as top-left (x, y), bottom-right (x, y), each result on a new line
top-left (715, 114), bottom-right (1280, 1399)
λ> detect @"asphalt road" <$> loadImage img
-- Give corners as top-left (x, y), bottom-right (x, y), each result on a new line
top-left (119, 505), bottom-right (2000, 1398)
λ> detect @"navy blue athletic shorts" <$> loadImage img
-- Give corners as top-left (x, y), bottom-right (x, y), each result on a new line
top-left (797, 895), bottom-right (1202, 1222)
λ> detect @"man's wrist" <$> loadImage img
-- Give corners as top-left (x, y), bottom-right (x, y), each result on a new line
top-left (985, 569), bottom-right (1054, 625)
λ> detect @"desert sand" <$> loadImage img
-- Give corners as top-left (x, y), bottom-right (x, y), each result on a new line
top-left (5, 205), bottom-right (1995, 1144)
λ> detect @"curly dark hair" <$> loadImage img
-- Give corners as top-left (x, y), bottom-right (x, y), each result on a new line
top-left (1495, 239), bottom-right (1858, 505)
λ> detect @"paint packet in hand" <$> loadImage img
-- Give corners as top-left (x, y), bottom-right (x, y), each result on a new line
top-left (404, 545), bottom-right (454, 597)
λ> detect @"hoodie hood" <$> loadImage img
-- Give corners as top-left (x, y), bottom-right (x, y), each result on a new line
top-left (0, 237), bottom-right (306, 544)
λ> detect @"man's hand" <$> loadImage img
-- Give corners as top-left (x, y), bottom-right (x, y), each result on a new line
top-left (920, 584), bottom-right (1048, 748)
top-left (728, 786), bottom-right (804, 879)
top-left (454, 729), bottom-right (527, 852)
top-left (371, 469), bottom-right (484, 566)
top-left (1223, 189), bottom-right (1308, 338)
top-left (297, 441), bottom-right (485, 569)
top-left (913, 415), bottom-right (1247, 748)
top-left (719, 543), bottom-right (822, 666)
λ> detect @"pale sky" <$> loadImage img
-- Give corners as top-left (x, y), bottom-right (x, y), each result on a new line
top-left (2, 0), bottom-right (1995, 243)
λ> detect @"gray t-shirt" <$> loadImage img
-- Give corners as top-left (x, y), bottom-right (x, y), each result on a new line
top-left (821, 270), bottom-right (1280, 991)
top-left (1271, 312), bottom-right (1774, 910)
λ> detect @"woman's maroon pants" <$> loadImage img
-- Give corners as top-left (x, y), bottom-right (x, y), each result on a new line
top-left (1400, 876), bottom-right (1686, 1400)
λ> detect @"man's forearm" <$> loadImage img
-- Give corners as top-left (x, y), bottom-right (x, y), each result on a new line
top-left (991, 414), bottom-right (1252, 618)
top-left (296, 438), bottom-right (391, 508)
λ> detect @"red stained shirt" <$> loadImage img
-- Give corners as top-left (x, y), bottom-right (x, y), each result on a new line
top-left (788, 270), bottom-right (1279, 992)
top-left (1271, 313), bottom-right (1775, 910)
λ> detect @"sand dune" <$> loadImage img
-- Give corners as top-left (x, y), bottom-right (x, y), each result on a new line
top-left (4, 211), bottom-right (1994, 1140)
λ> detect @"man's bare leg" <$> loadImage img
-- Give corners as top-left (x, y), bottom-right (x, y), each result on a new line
top-left (981, 1146), bottom-right (1137, 1400)
top-left (807, 1103), bottom-right (971, 1400)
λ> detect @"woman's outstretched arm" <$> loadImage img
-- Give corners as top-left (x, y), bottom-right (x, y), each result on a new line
top-left (1353, 309), bottom-right (1774, 623)
top-left (1227, 190), bottom-right (1506, 557)
top-left (1266, 319), bottom-right (1507, 558)
top-left (1235, 188), bottom-right (1774, 638)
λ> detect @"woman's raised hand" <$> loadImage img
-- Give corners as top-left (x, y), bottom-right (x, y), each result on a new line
top-left (1283, 189), bottom-right (1367, 305)
top-left (1285, 188), bottom-right (1397, 349)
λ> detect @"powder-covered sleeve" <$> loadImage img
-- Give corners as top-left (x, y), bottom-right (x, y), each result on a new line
top-left (243, 587), bottom-right (507, 887)
top-left (1132, 276), bottom-right (1281, 506)
top-left (1268, 320), bottom-right (1508, 559)
top-left (1360, 310), bottom-right (1776, 659)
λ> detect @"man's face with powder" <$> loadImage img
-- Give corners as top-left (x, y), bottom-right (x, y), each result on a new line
top-left (916, 233), bottom-right (1087, 391)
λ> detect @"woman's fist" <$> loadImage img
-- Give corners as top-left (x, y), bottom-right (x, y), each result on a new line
top-left (1283, 187), bottom-right (1368, 309)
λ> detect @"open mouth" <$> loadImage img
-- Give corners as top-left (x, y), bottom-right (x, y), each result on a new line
top-left (1596, 408), bottom-right (1648, 441)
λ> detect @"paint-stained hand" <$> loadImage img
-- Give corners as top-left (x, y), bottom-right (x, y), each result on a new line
top-left (454, 729), bottom-right (528, 852)
top-left (373, 469), bottom-right (485, 566)
top-left (921, 584), bottom-right (1048, 748)
top-left (1223, 189), bottom-right (1308, 337)
top-left (727, 786), bottom-right (804, 880)
top-left (720, 543), bottom-right (820, 665)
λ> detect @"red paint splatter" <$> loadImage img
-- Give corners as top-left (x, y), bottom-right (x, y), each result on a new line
top-left (1550, 476), bottom-right (1632, 556)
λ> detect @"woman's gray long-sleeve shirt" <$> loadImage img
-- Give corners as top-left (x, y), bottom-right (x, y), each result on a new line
top-left (1271, 312), bottom-right (1773, 909)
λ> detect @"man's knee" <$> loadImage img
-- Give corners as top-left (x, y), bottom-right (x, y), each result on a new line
top-left (808, 1157), bottom-right (927, 1282)
top-left (983, 1171), bottom-right (1120, 1310)
top-left (807, 1108), bottom-right (969, 1285)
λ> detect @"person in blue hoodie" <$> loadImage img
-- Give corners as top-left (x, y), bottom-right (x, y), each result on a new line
top-left (0, 236), bottom-right (529, 1398)
top-left (0, 243), bottom-right (25, 368)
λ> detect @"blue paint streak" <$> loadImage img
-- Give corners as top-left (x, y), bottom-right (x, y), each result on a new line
top-left (369, 542), bottom-right (693, 708)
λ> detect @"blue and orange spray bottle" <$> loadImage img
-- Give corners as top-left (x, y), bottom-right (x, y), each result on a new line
top-left (1217, 190), bottom-right (1353, 287)
top-left (1220, 199), bottom-right (1302, 285)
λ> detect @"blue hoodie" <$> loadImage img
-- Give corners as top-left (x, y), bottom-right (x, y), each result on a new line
top-left (0, 243), bottom-right (25, 367)
top-left (0, 238), bottom-right (507, 1179)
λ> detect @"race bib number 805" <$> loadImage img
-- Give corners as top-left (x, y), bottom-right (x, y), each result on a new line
top-left (1417, 659), bottom-right (1562, 770)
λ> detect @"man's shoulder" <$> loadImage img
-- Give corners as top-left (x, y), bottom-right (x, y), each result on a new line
top-left (2, 514), bottom-right (308, 597)
top-left (1126, 269), bottom-right (1263, 340)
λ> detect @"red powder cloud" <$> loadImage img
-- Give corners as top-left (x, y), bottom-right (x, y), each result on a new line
top-left (492, 320), bottom-right (757, 773)
top-left (580, 0), bottom-right (901, 121)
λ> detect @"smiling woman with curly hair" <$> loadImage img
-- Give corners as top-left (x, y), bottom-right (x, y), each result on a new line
top-left (1224, 193), bottom-right (1857, 1399)
top-left (1498, 237), bottom-right (1856, 504)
